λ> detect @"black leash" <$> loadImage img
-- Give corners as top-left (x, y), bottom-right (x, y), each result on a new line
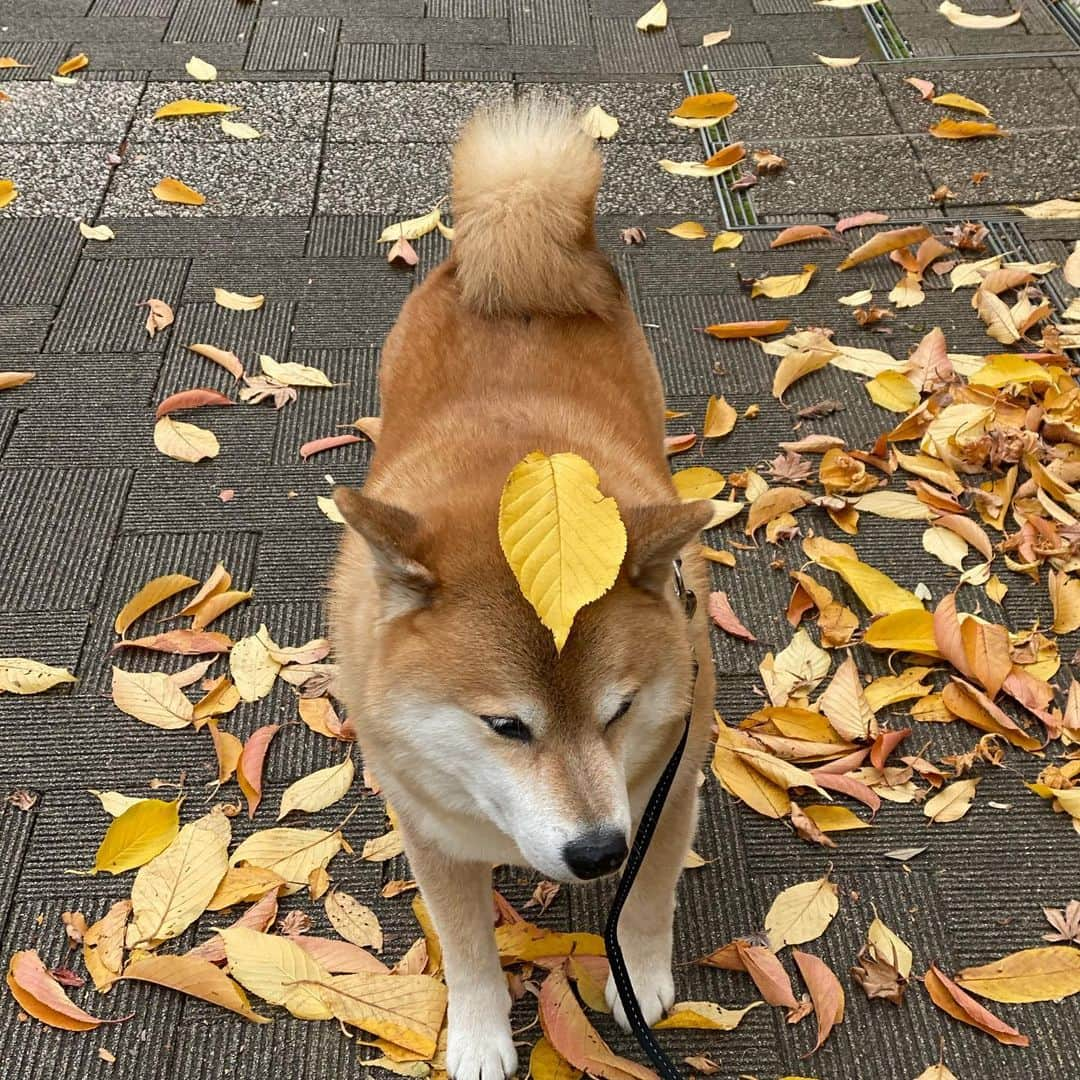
top-left (603, 561), bottom-right (697, 1080)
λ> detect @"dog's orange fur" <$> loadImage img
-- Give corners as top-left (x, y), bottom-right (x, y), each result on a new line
top-left (329, 100), bottom-right (714, 1080)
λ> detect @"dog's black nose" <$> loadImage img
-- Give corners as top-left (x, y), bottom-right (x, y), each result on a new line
top-left (563, 828), bottom-right (628, 880)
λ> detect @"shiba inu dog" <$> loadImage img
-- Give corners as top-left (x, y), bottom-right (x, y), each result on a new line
top-left (329, 99), bottom-right (715, 1080)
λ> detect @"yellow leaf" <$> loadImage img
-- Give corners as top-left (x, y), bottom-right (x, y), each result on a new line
top-left (837, 225), bottom-right (930, 272)
top-left (937, 0), bottom-right (1022, 28)
top-left (955, 947), bottom-right (1080, 1004)
top-left (746, 487), bottom-right (810, 535)
top-left (214, 287), bottom-right (264, 311)
top-left (229, 827), bottom-right (343, 895)
top-left (815, 553), bottom-right (923, 616)
top-left (152, 177), bottom-right (206, 205)
top-left (712, 724), bottom-right (790, 819)
top-left (278, 755), bottom-right (355, 819)
top-left (220, 117), bottom-right (262, 139)
top-left (530, 1037), bottom-right (582, 1080)
top-left (89, 790), bottom-right (146, 817)
top-left (111, 666), bottom-right (193, 729)
top-left (258, 353), bottom-right (332, 387)
top-left (702, 27), bottom-right (733, 46)
top-left (57, 53), bottom-right (89, 76)
top-left (923, 526), bottom-right (968, 571)
top-left (703, 395), bottom-right (737, 438)
top-left (1019, 199), bottom-right (1080, 220)
top-left (79, 221), bottom-right (115, 241)
top-left (0, 370), bottom-right (34, 390)
top-left (325, 890), bottom-right (383, 951)
top-left (0, 658), bottom-right (76, 695)
top-left (765, 875), bottom-right (839, 951)
top-left (712, 231), bottom-right (744, 250)
top-left (865, 370), bottom-right (919, 412)
top-left (659, 158), bottom-right (737, 178)
top-left (495, 922), bottom-right (605, 964)
top-left (153, 416), bottom-right (219, 463)
top-left (929, 118), bottom-right (1004, 139)
top-left (839, 289), bottom-right (873, 306)
top-left (654, 1000), bottom-right (762, 1029)
top-left (818, 655), bottom-right (877, 741)
top-left (802, 805), bottom-right (871, 832)
top-left (130, 810), bottom-right (230, 946)
top-left (751, 264), bottom-right (817, 299)
top-left (94, 798), bottom-right (180, 875)
top-left (772, 346), bottom-right (832, 399)
top-left (1050, 570), bottom-right (1080, 634)
top-left (83, 899), bottom-right (131, 992)
top-left (659, 220), bottom-right (708, 240)
top-left (154, 98), bottom-right (240, 120)
top-left (914, 1066), bottom-right (959, 1080)
top-left (498, 451), bottom-right (627, 653)
top-left (888, 272), bottom-right (925, 308)
top-left (0, 179), bottom-right (17, 208)
top-left (229, 624), bottom-right (281, 702)
top-left (307, 972), bottom-right (448, 1056)
top-left (635, 0), bottom-right (668, 30)
top-left (813, 53), bottom-right (861, 66)
top-left (206, 864), bottom-right (285, 910)
top-left (362, 829), bottom-right (405, 862)
top-left (185, 56), bottom-right (217, 81)
top-left (931, 92), bottom-right (991, 116)
top-left (670, 91), bottom-right (737, 120)
top-left (114, 573), bottom-right (198, 635)
top-left (863, 608), bottom-right (938, 653)
top-left (672, 466), bottom-right (725, 499)
top-left (122, 954), bottom-right (269, 1022)
top-left (923, 778), bottom-right (980, 822)
top-left (219, 926), bottom-right (334, 1020)
top-left (579, 104), bottom-right (619, 140)
top-left (376, 207), bottom-right (442, 243)
top-left (867, 916), bottom-right (913, 979)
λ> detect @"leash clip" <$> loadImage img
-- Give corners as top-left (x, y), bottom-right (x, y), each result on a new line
top-left (672, 559), bottom-right (696, 621)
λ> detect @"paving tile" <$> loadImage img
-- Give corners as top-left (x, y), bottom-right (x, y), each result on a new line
top-left (245, 15), bottom-right (339, 73)
top-left (509, 0), bottom-right (594, 45)
top-left (0, 41), bottom-right (72, 81)
top-left (424, 42), bottom-right (598, 74)
top-left (66, 39), bottom-right (247, 77)
top-left (91, 0), bottom-right (178, 13)
top-left (0, 217), bottom-right (78, 302)
top-left (318, 140), bottom-right (450, 215)
top-left (167, 0), bottom-right (255, 42)
top-left (597, 141), bottom-right (726, 215)
top-left (593, 16), bottom-right (713, 74)
top-left (334, 41), bottom-right (424, 80)
top-left (0, 16), bottom-right (168, 40)
top-left (427, 0), bottom-right (507, 14)
top-left (48, 256), bottom-right (190, 354)
top-left (0, 80), bottom-right (143, 143)
top-left (0, 467), bottom-right (131, 612)
top-left (340, 16), bottom-right (510, 44)
top-left (102, 140), bottom-right (321, 217)
top-left (327, 80), bottom-right (513, 142)
top-left (913, 128), bottom-right (1080, 206)
top-left (0, 304), bottom-right (58, 351)
top-left (130, 80), bottom-right (330, 142)
top-left (0, 143), bottom-right (113, 218)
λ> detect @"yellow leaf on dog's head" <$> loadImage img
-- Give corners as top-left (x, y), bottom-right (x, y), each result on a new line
top-left (0, 658), bottom-right (76, 695)
top-left (765, 874), bottom-right (839, 951)
top-left (499, 451), bottom-right (628, 653)
top-left (94, 798), bottom-right (180, 875)
top-left (153, 99), bottom-right (241, 120)
top-left (151, 177), bottom-right (206, 205)
top-left (635, 0), bottom-right (668, 31)
top-left (213, 287), bottom-right (264, 311)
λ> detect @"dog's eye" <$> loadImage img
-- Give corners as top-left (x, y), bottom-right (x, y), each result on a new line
top-left (481, 715), bottom-right (532, 743)
top-left (607, 695), bottom-right (635, 727)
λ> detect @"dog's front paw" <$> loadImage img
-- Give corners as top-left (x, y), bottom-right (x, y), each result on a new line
top-left (446, 1007), bottom-right (517, 1080)
top-left (605, 937), bottom-right (675, 1031)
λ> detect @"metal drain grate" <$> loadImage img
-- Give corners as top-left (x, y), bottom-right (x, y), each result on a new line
top-left (682, 69), bottom-right (757, 228)
top-left (1043, 0), bottom-right (1080, 46)
top-left (861, 2), bottom-right (914, 59)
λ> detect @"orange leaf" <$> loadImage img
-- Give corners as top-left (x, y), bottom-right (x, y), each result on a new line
top-left (746, 487), bottom-right (810, 535)
top-left (941, 679), bottom-right (1042, 753)
top-left (837, 225), bottom-right (931, 271)
top-left (792, 950), bottom-right (844, 1055)
top-left (57, 53), bottom-right (89, 76)
top-left (238, 724), bottom-right (280, 818)
top-left (156, 388), bottom-right (235, 419)
top-left (707, 592), bottom-right (757, 642)
top-left (835, 211), bottom-right (890, 233)
top-left (923, 964), bottom-right (1028, 1046)
top-left (959, 618), bottom-right (1011, 700)
top-left (152, 177), bottom-right (206, 206)
top-left (929, 119), bottom-right (1005, 140)
top-left (7, 950), bottom-right (117, 1031)
top-left (113, 629), bottom-right (232, 655)
top-left (704, 319), bottom-right (790, 340)
top-left (208, 720), bottom-right (243, 785)
top-left (670, 91), bottom-right (737, 120)
top-left (771, 225), bottom-right (832, 248)
top-left (734, 941), bottom-right (799, 1008)
top-left (300, 434), bottom-right (363, 461)
top-left (703, 143), bottom-right (745, 169)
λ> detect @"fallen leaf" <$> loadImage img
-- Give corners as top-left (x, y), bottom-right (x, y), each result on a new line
top-left (278, 755), bottom-right (354, 819)
top-left (122, 954), bottom-right (268, 1022)
top-left (0, 658), bottom-right (77, 695)
top-left (813, 53), bottom-right (861, 67)
top-left (707, 592), bottom-right (757, 642)
top-left (57, 53), bottom-right (89, 76)
top-left (705, 319), bottom-right (790, 339)
top-left (288, 935), bottom-right (390, 975)
top-left (765, 875), bottom-right (839, 951)
top-left (924, 963), bottom-right (1028, 1046)
top-left (185, 56), bottom-right (217, 81)
top-left (752, 264), bottom-right (817, 299)
top-left (792, 950), bottom-right (844, 1055)
top-left (836, 211), bottom-right (890, 232)
top-left (0, 179), bottom-right (16, 209)
top-left (654, 1000), bottom-right (762, 1030)
top-left (94, 798), bottom-right (180, 875)
top-left (300, 433), bottom-right (362, 460)
top-left (220, 118), bottom-right (261, 140)
top-left (325, 890), bottom-right (383, 951)
top-left (111, 667), bottom-right (193, 729)
top-left (579, 104), bottom-right (619, 140)
top-left (187, 343), bottom-right (244, 380)
top-left (703, 395), bottom-right (737, 437)
top-left (712, 231), bottom-right (744, 250)
top-left (659, 158), bottom-right (738, 178)
top-left (258, 353), bottom-right (332, 388)
top-left (130, 810), bottom-right (231, 946)
top-left (772, 226), bottom-right (832, 248)
top-left (141, 297), bottom-right (173, 337)
top-left (635, 0), bottom-right (668, 31)
top-left (1019, 199), bottom-right (1080, 219)
top-left (0, 370), bottom-right (34, 391)
top-left (838, 225), bottom-right (931, 271)
top-left (152, 177), bottom-right (206, 205)
top-left (659, 220), bottom-right (708, 240)
top-left (929, 118), bottom-right (1004, 139)
top-left (931, 92), bottom-right (991, 116)
top-left (818, 656), bottom-right (877, 741)
top-left (7, 951), bottom-right (114, 1031)
top-left (115, 629), bottom-right (232, 656)
top-left (229, 827), bottom-right (343, 895)
top-left (671, 91), bottom-right (737, 121)
top-left (937, 0), bottom-right (1022, 28)
top-left (923, 777), bottom-right (980, 823)
top-left (735, 941), bottom-right (800, 1007)
top-left (702, 28), bottom-right (733, 46)
top-left (230, 625), bottom-right (281, 702)
top-left (153, 417), bottom-right (219, 463)
top-left (238, 724), bottom-right (280, 818)
top-left (79, 221), bottom-right (115, 242)
top-left (213, 287), bottom-right (264, 311)
top-left (154, 99), bottom-right (240, 120)
top-left (377, 206), bottom-right (442, 243)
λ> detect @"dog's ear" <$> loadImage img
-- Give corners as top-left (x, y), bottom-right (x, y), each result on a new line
top-left (622, 501), bottom-right (714, 596)
top-left (333, 487), bottom-right (436, 613)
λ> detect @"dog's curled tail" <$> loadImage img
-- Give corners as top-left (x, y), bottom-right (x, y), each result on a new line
top-left (450, 98), bottom-right (622, 319)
